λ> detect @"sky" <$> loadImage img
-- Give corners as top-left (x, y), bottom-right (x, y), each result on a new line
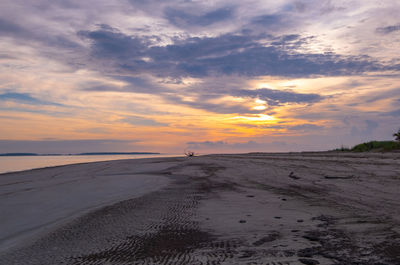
top-left (0, 0), bottom-right (400, 154)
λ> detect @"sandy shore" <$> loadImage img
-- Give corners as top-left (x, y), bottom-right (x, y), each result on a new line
top-left (1, 152), bottom-right (400, 264)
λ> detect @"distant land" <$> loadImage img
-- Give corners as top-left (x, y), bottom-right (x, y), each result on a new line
top-left (78, 152), bottom-right (160, 156)
top-left (0, 152), bottom-right (160, 157)
top-left (0, 153), bottom-right (39, 156)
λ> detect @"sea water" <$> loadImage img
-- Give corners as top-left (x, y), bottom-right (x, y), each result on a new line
top-left (0, 154), bottom-right (181, 174)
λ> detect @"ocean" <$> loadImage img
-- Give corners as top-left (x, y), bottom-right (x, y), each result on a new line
top-left (0, 154), bottom-right (181, 174)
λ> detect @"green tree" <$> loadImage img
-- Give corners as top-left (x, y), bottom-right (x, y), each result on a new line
top-left (394, 129), bottom-right (400, 142)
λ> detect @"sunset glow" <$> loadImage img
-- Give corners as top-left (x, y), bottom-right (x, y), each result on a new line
top-left (1, 0), bottom-right (400, 153)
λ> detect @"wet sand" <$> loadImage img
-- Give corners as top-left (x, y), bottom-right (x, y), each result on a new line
top-left (1, 152), bottom-right (400, 264)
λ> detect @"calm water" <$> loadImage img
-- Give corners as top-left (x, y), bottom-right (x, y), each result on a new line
top-left (0, 154), bottom-right (181, 174)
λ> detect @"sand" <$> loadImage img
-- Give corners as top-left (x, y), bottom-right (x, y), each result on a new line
top-left (0, 152), bottom-right (400, 264)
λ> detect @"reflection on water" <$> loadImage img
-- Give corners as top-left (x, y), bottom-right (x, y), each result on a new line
top-left (0, 154), bottom-right (181, 174)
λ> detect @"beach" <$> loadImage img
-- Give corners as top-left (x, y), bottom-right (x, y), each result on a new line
top-left (1, 153), bottom-right (400, 264)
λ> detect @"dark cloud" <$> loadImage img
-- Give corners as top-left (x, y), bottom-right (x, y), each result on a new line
top-left (79, 25), bottom-right (382, 79)
top-left (164, 6), bottom-right (234, 28)
top-left (376, 24), bottom-right (400, 34)
top-left (80, 67), bottom-right (324, 114)
top-left (77, 26), bottom-right (149, 60)
top-left (0, 18), bottom-right (26, 35)
top-left (270, 34), bottom-right (302, 46)
top-left (233, 88), bottom-right (323, 105)
top-left (286, 1), bottom-right (345, 15)
top-left (251, 14), bottom-right (285, 27)
top-left (249, 12), bottom-right (300, 33)
top-left (128, 0), bottom-right (173, 7)
top-left (0, 92), bottom-right (63, 106)
top-left (81, 76), bottom-right (261, 115)
top-left (382, 109), bottom-right (400, 117)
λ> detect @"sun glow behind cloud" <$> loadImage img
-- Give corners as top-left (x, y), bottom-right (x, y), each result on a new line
top-left (233, 114), bottom-right (276, 122)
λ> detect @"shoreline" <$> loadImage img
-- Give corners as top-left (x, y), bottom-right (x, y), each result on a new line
top-left (1, 150), bottom-right (397, 175)
top-left (0, 157), bottom-right (180, 253)
top-left (1, 153), bottom-right (400, 264)
top-left (0, 154), bottom-right (183, 175)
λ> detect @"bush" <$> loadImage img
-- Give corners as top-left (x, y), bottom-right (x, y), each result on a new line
top-left (351, 141), bottom-right (400, 152)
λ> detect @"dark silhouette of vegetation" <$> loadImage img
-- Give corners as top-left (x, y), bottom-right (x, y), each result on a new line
top-left (335, 129), bottom-right (400, 152)
top-left (0, 153), bottom-right (38, 156)
top-left (394, 128), bottom-right (400, 142)
top-left (351, 141), bottom-right (400, 152)
top-left (334, 145), bottom-right (350, 152)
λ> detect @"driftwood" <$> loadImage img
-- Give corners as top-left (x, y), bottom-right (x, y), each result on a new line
top-left (184, 150), bottom-right (195, 157)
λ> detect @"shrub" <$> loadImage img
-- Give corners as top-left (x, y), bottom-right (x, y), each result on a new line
top-left (351, 141), bottom-right (400, 152)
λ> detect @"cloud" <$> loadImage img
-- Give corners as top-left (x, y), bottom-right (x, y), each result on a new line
top-left (270, 34), bottom-right (302, 46)
top-left (81, 71), bottom-right (323, 114)
top-left (235, 123), bottom-right (324, 132)
top-left (162, 79), bottom-right (323, 114)
top-left (186, 140), bottom-right (227, 148)
top-left (121, 115), bottom-right (167, 127)
top-left (77, 26), bottom-right (149, 60)
top-left (365, 87), bottom-right (400, 104)
top-left (82, 75), bottom-right (165, 94)
top-left (0, 92), bottom-right (63, 106)
top-left (366, 120), bottom-right (378, 132)
top-left (376, 24), bottom-right (400, 34)
top-left (80, 75), bottom-right (261, 114)
top-left (0, 16), bottom-right (81, 51)
top-left (186, 140), bottom-right (290, 152)
top-left (0, 18), bottom-right (26, 35)
top-left (0, 54), bottom-right (18, 60)
top-left (111, 75), bottom-right (163, 92)
top-left (78, 25), bottom-right (383, 79)
top-left (233, 88), bottom-right (323, 106)
top-left (251, 14), bottom-right (283, 25)
top-left (164, 6), bottom-right (234, 28)
top-left (350, 120), bottom-right (379, 137)
top-left (289, 124), bottom-right (324, 131)
top-left (250, 14), bottom-right (288, 31)
top-left (382, 109), bottom-right (400, 117)
top-left (165, 94), bottom-right (259, 114)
